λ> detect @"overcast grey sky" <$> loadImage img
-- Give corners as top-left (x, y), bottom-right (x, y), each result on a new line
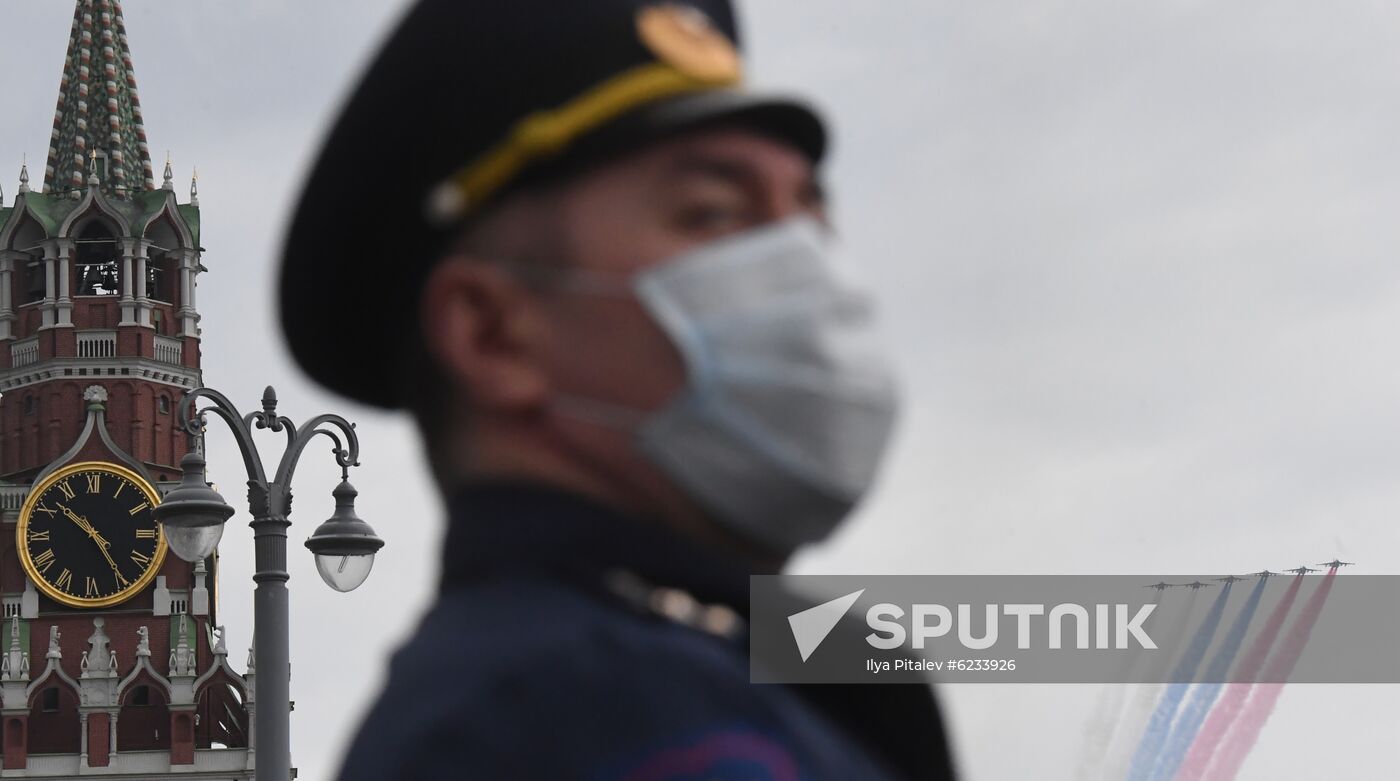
top-left (3, 1), bottom-right (1398, 778)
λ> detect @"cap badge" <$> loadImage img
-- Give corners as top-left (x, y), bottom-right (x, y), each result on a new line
top-left (637, 3), bottom-right (742, 83)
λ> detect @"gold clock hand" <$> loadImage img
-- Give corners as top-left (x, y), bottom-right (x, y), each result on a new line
top-left (99, 547), bottom-right (130, 588)
top-left (58, 503), bottom-right (98, 537)
top-left (89, 539), bottom-right (129, 587)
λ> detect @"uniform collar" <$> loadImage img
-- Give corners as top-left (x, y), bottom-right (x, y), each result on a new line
top-left (439, 479), bottom-right (754, 613)
top-left (440, 480), bottom-right (956, 779)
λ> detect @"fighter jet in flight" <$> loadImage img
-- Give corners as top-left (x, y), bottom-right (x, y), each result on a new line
top-left (1143, 582), bottom-right (1178, 592)
top-left (1317, 559), bottom-right (1354, 569)
top-left (1214, 575), bottom-right (1247, 584)
top-left (1250, 570), bottom-right (1280, 579)
top-left (1181, 580), bottom-right (1214, 590)
top-left (1283, 566), bottom-right (1319, 576)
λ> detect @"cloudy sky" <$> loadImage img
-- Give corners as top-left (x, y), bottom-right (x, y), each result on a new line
top-left (3, 1), bottom-right (1398, 778)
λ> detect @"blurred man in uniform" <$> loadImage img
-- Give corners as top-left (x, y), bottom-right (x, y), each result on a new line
top-left (279, 0), bottom-right (957, 778)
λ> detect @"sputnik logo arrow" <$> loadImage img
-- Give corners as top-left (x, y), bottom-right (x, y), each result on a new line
top-left (788, 589), bottom-right (865, 662)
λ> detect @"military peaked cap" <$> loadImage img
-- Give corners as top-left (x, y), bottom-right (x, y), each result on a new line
top-left (279, 0), bottom-right (827, 408)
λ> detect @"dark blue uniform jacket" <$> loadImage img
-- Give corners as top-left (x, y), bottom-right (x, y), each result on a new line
top-left (338, 482), bottom-right (957, 780)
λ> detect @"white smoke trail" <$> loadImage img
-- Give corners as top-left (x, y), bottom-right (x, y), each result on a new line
top-left (1087, 588), bottom-right (1202, 781)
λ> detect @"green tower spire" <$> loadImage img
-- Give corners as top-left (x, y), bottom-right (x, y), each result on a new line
top-left (43, 0), bottom-right (154, 198)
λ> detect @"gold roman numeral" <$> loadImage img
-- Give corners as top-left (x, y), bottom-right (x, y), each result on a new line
top-left (32, 549), bottom-right (55, 574)
top-left (113, 481), bottom-right (126, 499)
top-left (85, 473), bottom-right (101, 494)
top-left (135, 528), bottom-right (156, 539)
top-left (27, 530), bottom-right (49, 542)
top-left (130, 550), bottom-right (152, 567)
top-left (56, 480), bottom-right (76, 500)
top-left (55, 568), bottom-right (72, 591)
top-left (85, 576), bottom-right (99, 597)
top-left (128, 501), bottom-right (150, 516)
top-left (33, 502), bottom-right (56, 517)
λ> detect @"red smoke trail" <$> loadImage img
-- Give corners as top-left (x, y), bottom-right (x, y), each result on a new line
top-left (1172, 575), bottom-right (1304, 781)
top-left (1201, 570), bottom-right (1338, 781)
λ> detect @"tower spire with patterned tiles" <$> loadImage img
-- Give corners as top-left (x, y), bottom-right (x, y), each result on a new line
top-left (43, 0), bottom-right (154, 198)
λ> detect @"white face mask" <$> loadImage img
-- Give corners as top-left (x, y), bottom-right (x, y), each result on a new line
top-left (549, 217), bottom-right (901, 553)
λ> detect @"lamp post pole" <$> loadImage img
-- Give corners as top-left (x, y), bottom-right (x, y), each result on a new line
top-left (169, 385), bottom-right (365, 781)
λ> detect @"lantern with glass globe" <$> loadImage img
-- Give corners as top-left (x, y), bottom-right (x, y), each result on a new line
top-left (152, 450), bottom-right (233, 561)
top-left (305, 478), bottom-right (383, 592)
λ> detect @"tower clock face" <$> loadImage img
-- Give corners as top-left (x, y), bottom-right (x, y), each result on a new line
top-left (17, 461), bottom-right (167, 609)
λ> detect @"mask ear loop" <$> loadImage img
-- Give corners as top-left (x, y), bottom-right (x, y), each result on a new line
top-left (548, 269), bottom-right (636, 296)
top-left (496, 262), bottom-right (656, 430)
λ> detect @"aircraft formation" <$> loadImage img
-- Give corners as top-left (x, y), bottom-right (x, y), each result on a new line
top-left (1142, 560), bottom-right (1352, 590)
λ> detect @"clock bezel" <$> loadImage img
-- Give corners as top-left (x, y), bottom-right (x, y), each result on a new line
top-left (16, 461), bottom-right (169, 609)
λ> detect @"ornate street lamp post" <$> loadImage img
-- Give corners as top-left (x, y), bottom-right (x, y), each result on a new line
top-left (154, 386), bottom-right (383, 781)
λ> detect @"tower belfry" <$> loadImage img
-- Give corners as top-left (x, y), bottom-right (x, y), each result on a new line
top-left (0, 3), bottom-right (252, 777)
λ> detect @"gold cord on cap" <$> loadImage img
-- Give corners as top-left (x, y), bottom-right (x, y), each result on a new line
top-left (427, 60), bottom-right (740, 225)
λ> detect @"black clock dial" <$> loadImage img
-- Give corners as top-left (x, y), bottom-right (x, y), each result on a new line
top-left (18, 463), bottom-right (166, 608)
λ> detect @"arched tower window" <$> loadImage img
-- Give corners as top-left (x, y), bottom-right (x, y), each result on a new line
top-left (28, 683), bottom-right (79, 755)
top-left (118, 682), bottom-right (169, 752)
top-left (23, 395), bottom-right (35, 416)
top-left (196, 681), bottom-right (249, 749)
top-left (75, 222), bottom-right (121, 297)
top-left (146, 251), bottom-right (175, 302)
top-left (9, 217), bottom-right (47, 307)
top-left (23, 257), bottom-right (46, 304)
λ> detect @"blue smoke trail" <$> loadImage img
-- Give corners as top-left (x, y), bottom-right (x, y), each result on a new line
top-left (1148, 577), bottom-right (1268, 780)
top-left (1124, 582), bottom-right (1233, 781)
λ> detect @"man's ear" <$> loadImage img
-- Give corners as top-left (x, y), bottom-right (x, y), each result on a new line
top-left (418, 256), bottom-right (551, 413)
